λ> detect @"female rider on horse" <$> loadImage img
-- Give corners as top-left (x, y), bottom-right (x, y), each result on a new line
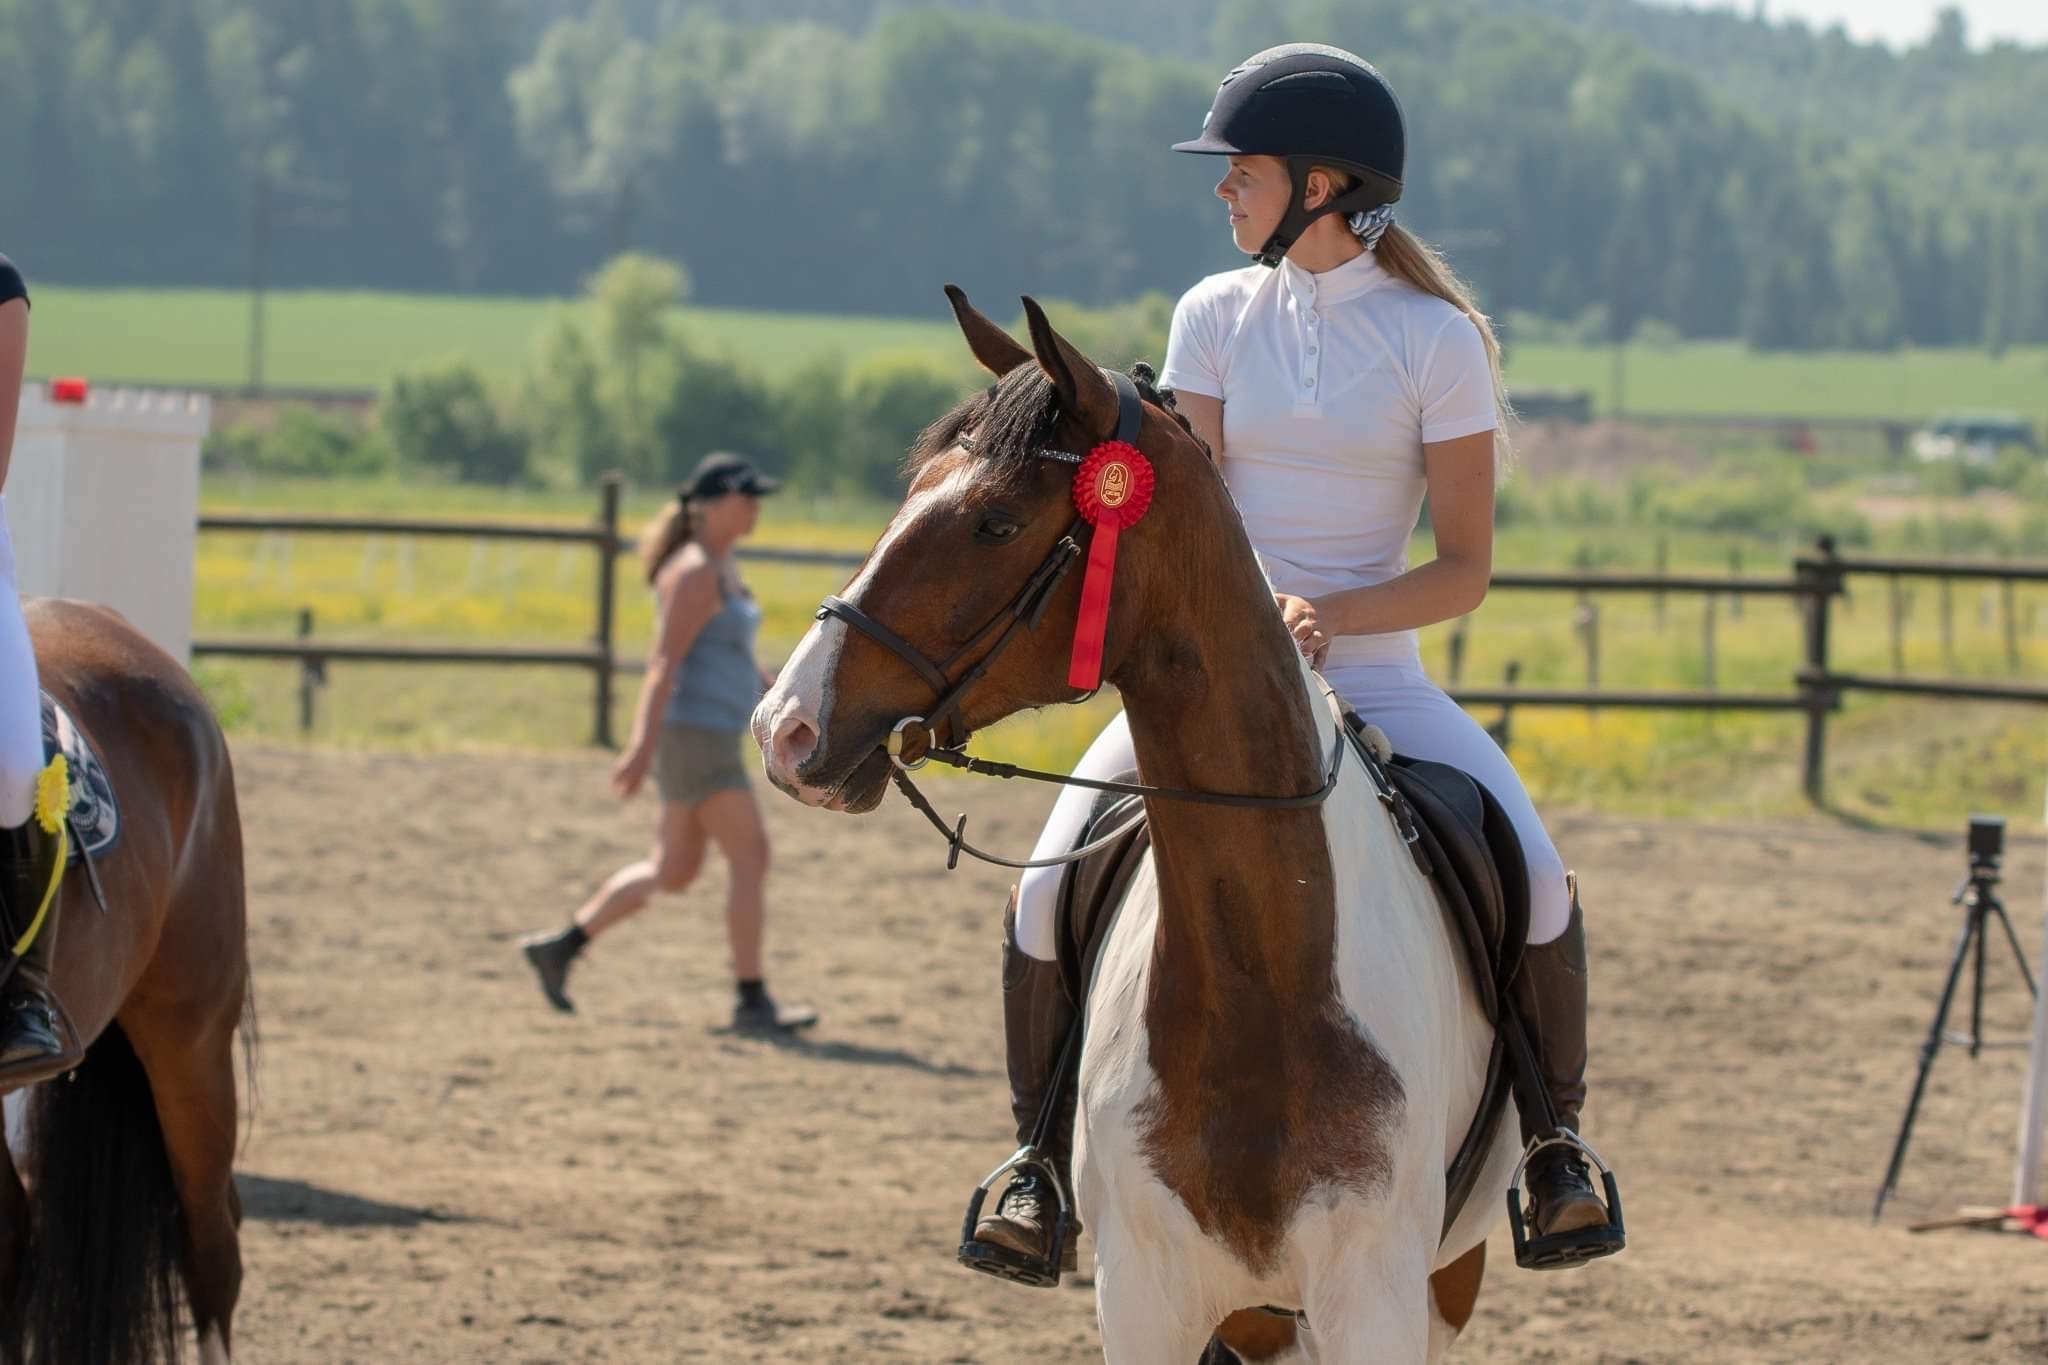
top-left (963, 45), bottom-right (1621, 1281)
top-left (0, 252), bottom-right (76, 1086)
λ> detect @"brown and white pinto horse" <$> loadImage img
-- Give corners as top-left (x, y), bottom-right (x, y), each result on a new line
top-left (754, 294), bottom-right (1514, 1361)
top-left (1, 599), bottom-right (251, 1365)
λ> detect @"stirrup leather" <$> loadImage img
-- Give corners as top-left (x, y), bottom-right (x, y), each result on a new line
top-left (4, 756), bottom-right (69, 966)
top-left (957, 1145), bottom-right (1074, 1288)
top-left (1505, 1128), bottom-right (1627, 1271)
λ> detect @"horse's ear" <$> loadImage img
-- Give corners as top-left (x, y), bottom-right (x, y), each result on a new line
top-left (944, 284), bottom-right (1032, 377)
top-left (1020, 295), bottom-right (1119, 438)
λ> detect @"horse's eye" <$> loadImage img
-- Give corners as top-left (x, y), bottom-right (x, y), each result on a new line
top-left (974, 514), bottom-right (1023, 545)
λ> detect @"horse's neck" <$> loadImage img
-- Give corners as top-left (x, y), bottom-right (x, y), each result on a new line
top-left (1119, 605), bottom-right (1339, 1008)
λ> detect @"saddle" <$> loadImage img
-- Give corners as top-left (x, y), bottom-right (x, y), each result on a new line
top-left (1045, 704), bottom-right (1529, 1241)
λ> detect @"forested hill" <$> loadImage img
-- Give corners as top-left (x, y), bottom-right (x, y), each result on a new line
top-left (5, 0), bottom-right (2043, 350)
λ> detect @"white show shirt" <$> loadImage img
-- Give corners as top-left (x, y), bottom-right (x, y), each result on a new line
top-left (1160, 249), bottom-right (1497, 669)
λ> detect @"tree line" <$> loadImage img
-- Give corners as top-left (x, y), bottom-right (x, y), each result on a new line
top-left (5, 0), bottom-right (2045, 351)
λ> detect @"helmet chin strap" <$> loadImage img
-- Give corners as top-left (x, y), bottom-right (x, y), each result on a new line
top-left (1254, 158), bottom-right (1397, 269)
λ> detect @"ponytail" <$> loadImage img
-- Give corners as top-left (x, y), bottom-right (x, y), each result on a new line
top-left (1312, 166), bottom-right (1516, 473)
top-left (1372, 223), bottom-right (1516, 473)
top-left (639, 496), bottom-right (695, 584)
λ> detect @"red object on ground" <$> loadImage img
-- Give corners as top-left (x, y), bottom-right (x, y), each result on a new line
top-left (2007, 1205), bottom-right (2048, 1239)
top-left (47, 377), bottom-right (89, 404)
top-left (1067, 439), bottom-right (1156, 691)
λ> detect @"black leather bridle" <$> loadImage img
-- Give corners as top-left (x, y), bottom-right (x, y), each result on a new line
top-left (813, 368), bottom-right (1344, 871)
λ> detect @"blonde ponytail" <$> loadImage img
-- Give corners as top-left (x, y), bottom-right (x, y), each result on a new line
top-left (1372, 223), bottom-right (1516, 472)
top-left (639, 497), bottom-right (696, 584)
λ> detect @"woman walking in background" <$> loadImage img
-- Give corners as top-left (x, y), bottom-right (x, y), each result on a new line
top-left (521, 453), bottom-right (815, 1034)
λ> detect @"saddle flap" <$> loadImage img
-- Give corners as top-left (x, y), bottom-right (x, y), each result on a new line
top-left (1388, 756), bottom-right (1529, 992)
top-left (1053, 781), bottom-right (1152, 1003)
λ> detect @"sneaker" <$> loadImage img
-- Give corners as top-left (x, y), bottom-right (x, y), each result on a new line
top-left (519, 930), bottom-right (580, 1013)
top-left (731, 996), bottom-right (818, 1034)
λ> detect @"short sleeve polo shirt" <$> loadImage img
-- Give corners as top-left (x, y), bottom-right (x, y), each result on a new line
top-left (1161, 249), bottom-right (1496, 668)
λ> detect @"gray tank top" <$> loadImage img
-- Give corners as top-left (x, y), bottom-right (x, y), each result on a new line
top-left (663, 567), bottom-right (764, 734)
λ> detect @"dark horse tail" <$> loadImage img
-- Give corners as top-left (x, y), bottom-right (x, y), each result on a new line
top-left (3, 1023), bottom-right (185, 1365)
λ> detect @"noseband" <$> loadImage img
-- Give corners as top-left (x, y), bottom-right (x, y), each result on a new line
top-left (813, 368), bottom-right (1344, 871)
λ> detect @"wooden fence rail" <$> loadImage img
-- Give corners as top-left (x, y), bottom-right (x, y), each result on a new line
top-left (191, 488), bottom-right (2048, 802)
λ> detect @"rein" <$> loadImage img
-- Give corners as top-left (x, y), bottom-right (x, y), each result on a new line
top-left (887, 733), bottom-right (1345, 872)
top-left (817, 367), bottom-right (1346, 873)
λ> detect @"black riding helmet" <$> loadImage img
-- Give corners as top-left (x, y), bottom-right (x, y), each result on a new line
top-left (1173, 43), bottom-right (1405, 268)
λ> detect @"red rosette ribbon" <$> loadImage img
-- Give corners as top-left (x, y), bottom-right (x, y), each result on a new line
top-left (1067, 439), bottom-right (1155, 690)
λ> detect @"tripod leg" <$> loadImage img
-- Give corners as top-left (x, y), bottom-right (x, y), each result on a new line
top-left (1989, 898), bottom-right (2038, 999)
top-left (1874, 914), bottom-right (1979, 1220)
top-left (1971, 904), bottom-right (1989, 1058)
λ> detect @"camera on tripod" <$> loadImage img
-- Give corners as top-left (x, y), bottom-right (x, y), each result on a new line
top-left (1875, 811), bottom-right (2038, 1220)
top-left (1967, 814), bottom-right (2005, 875)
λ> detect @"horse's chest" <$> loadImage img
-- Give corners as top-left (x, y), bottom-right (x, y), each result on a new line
top-left (1129, 998), bottom-right (1405, 1275)
top-left (1079, 855), bottom-right (1408, 1277)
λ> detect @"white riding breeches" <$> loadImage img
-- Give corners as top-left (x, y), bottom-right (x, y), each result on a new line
top-left (1012, 660), bottom-right (1572, 962)
top-left (0, 501), bottom-right (43, 828)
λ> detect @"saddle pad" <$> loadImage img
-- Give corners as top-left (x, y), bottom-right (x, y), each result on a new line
top-left (43, 692), bottom-right (118, 864)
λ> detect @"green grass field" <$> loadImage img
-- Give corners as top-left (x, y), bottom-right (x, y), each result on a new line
top-left (28, 285), bottom-right (2048, 431)
top-left (191, 476), bottom-right (2048, 833)
top-left (28, 286), bottom-right (968, 389)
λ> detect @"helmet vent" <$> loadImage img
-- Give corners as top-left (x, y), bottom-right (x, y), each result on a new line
top-left (1264, 71), bottom-right (1353, 92)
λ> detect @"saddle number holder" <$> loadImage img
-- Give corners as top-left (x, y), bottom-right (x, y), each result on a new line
top-left (956, 1017), bottom-right (1083, 1288)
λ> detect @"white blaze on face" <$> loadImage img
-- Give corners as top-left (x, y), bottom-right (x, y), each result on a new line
top-left (753, 463), bottom-right (977, 799)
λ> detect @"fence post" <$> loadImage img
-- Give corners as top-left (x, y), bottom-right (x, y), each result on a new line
top-left (1729, 545), bottom-right (1744, 619)
top-left (1447, 618), bottom-right (1468, 686)
top-left (593, 474), bottom-right (622, 748)
top-left (2005, 579), bottom-right (2020, 672)
top-left (1486, 659), bottom-right (1521, 751)
top-left (1797, 535), bottom-right (1842, 805)
top-left (1575, 600), bottom-right (1600, 691)
top-left (1654, 536), bottom-right (1668, 628)
top-left (297, 606), bottom-right (321, 734)
top-left (1888, 574), bottom-right (1906, 674)
top-left (1702, 593), bottom-right (1718, 692)
top-left (1940, 576), bottom-right (1956, 673)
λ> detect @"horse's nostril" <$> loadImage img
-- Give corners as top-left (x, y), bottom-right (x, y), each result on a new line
top-left (774, 715), bottom-right (818, 770)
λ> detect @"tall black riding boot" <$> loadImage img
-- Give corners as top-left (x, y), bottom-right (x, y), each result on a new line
top-left (1509, 874), bottom-right (1625, 1268)
top-left (0, 813), bottom-right (79, 1088)
top-left (958, 893), bottom-right (1081, 1288)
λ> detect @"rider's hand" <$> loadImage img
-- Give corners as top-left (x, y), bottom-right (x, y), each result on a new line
top-left (611, 741), bottom-right (654, 799)
top-left (1275, 593), bottom-right (1328, 665)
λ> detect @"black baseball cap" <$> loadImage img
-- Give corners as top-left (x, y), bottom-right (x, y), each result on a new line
top-left (681, 452), bottom-right (781, 501)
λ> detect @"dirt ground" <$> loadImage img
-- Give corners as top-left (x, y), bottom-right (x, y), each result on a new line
top-left (224, 741), bottom-right (2048, 1363)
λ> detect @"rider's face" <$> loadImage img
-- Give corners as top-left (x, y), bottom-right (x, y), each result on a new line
top-left (1216, 155), bottom-right (1292, 255)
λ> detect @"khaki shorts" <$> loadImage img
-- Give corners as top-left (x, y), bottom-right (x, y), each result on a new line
top-left (654, 725), bottom-right (751, 806)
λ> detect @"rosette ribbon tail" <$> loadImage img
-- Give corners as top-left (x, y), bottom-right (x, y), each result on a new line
top-left (1068, 520), bottom-right (1121, 691)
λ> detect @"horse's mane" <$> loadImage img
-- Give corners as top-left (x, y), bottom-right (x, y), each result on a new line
top-left (905, 361), bottom-right (1209, 482)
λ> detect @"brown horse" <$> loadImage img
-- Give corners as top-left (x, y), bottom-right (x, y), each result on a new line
top-left (1, 599), bottom-right (251, 1365)
top-left (755, 294), bottom-right (1509, 1359)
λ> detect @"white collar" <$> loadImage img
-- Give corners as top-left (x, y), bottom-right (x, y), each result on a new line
top-left (1277, 247), bottom-right (1389, 305)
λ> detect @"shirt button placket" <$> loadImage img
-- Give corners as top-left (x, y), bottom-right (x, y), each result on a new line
top-left (1302, 301), bottom-right (1322, 405)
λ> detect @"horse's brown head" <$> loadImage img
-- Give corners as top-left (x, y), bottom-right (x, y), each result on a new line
top-left (753, 287), bottom-right (1220, 813)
